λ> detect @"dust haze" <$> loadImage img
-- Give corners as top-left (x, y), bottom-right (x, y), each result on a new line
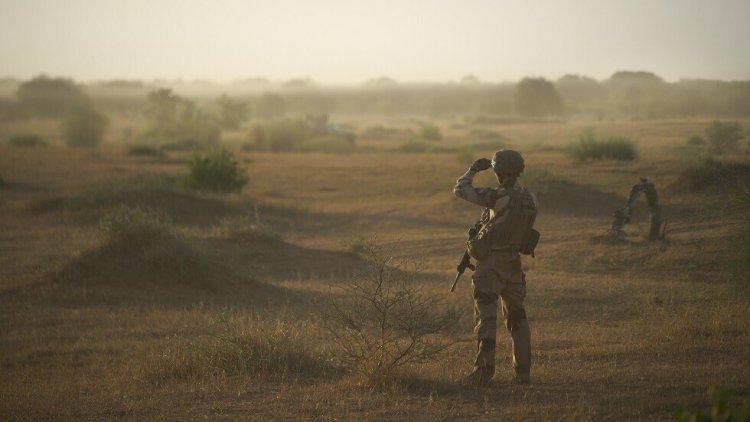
top-left (1, 0), bottom-right (749, 420)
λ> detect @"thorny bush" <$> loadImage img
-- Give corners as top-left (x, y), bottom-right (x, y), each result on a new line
top-left (321, 240), bottom-right (459, 384)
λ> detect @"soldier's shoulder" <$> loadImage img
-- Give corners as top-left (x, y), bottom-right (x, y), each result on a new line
top-left (494, 186), bottom-right (512, 196)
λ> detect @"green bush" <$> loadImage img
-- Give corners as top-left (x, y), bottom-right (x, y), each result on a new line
top-left (677, 158), bottom-right (750, 193)
top-left (127, 144), bottom-right (164, 157)
top-left (251, 119), bottom-right (309, 151)
top-left (7, 134), bottom-right (47, 147)
top-left (420, 124), bottom-right (442, 141)
top-left (249, 118), bottom-right (356, 152)
top-left (62, 107), bottom-right (108, 147)
top-left (705, 121), bottom-right (744, 153)
top-left (184, 148), bottom-right (248, 193)
top-left (567, 130), bottom-right (637, 161)
top-left (687, 135), bottom-right (706, 146)
top-left (675, 387), bottom-right (749, 422)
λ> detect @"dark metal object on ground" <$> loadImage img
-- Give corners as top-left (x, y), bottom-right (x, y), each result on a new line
top-left (609, 178), bottom-right (666, 240)
top-left (451, 224), bottom-right (480, 292)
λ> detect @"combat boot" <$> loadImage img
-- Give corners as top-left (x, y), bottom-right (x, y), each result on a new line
top-left (462, 366), bottom-right (495, 387)
top-left (513, 370), bottom-right (531, 384)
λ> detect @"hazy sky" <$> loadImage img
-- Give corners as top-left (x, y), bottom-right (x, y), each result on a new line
top-left (1, 0), bottom-right (748, 84)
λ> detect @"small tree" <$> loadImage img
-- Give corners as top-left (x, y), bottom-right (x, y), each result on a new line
top-left (62, 107), bottom-right (108, 147)
top-left (514, 77), bottom-right (565, 118)
top-left (184, 148), bottom-right (248, 193)
top-left (16, 75), bottom-right (92, 118)
top-left (705, 121), bottom-right (744, 153)
top-left (216, 94), bottom-right (250, 130)
top-left (142, 89), bottom-right (221, 148)
top-left (321, 241), bottom-right (458, 383)
top-left (144, 88), bottom-right (181, 133)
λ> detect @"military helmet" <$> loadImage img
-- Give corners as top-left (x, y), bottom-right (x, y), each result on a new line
top-left (491, 149), bottom-right (525, 175)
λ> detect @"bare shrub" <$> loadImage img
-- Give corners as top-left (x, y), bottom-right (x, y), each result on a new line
top-left (321, 240), bottom-right (458, 383)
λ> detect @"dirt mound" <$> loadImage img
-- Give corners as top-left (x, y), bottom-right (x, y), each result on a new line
top-left (47, 207), bottom-right (277, 306)
top-left (28, 174), bottom-right (250, 227)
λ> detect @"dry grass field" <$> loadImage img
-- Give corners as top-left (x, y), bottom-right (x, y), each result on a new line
top-left (1, 117), bottom-right (749, 420)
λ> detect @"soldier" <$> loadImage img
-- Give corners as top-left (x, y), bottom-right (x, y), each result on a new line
top-left (453, 149), bottom-right (537, 386)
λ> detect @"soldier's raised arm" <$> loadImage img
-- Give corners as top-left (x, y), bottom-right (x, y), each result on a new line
top-left (453, 158), bottom-right (498, 208)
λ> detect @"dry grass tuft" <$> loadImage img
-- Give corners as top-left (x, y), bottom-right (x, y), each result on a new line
top-left (141, 312), bottom-right (333, 383)
top-left (212, 214), bottom-right (279, 241)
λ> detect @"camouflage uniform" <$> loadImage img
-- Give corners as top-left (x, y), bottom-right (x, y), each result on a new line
top-left (453, 168), bottom-right (536, 381)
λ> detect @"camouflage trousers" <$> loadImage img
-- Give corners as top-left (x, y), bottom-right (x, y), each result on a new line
top-left (471, 250), bottom-right (531, 376)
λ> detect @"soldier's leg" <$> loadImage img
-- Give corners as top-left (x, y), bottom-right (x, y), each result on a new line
top-left (471, 266), bottom-right (502, 376)
top-left (500, 273), bottom-right (531, 379)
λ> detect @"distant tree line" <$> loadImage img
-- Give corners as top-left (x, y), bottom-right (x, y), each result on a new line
top-left (0, 76), bottom-right (251, 148)
top-left (1, 71), bottom-right (749, 123)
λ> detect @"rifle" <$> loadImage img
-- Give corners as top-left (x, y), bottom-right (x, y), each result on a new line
top-left (450, 223), bottom-right (481, 292)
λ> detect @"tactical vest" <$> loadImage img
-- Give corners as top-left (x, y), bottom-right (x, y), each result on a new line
top-left (467, 187), bottom-right (539, 260)
top-left (491, 188), bottom-right (538, 252)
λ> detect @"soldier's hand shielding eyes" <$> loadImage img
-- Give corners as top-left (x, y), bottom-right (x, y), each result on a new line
top-left (470, 158), bottom-right (492, 172)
